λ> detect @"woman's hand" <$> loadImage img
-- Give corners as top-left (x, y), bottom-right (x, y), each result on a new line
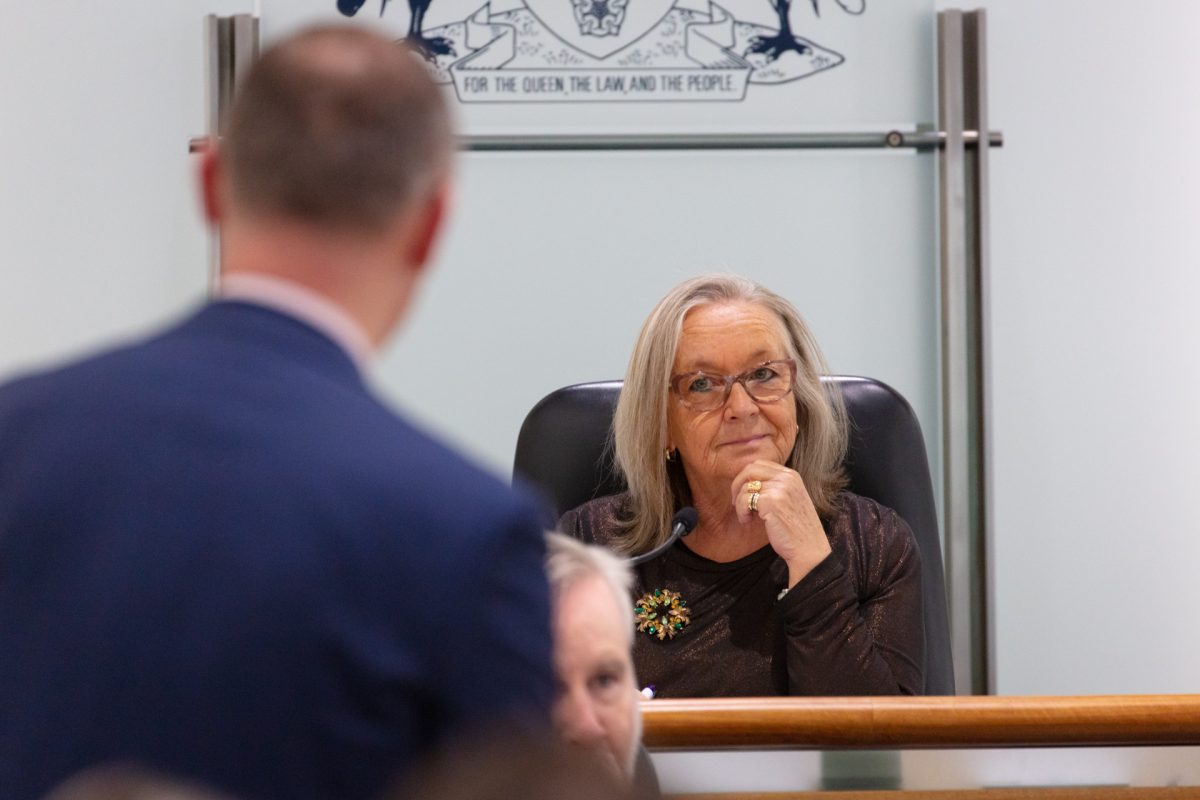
top-left (731, 460), bottom-right (831, 587)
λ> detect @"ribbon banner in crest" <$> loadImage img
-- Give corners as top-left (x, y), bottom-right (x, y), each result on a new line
top-left (337, 0), bottom-right (862, 104)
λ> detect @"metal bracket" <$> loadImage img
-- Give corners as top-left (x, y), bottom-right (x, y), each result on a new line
top-left (461, 130), bottom-right (1003, 152)
top-left (192, 129), bottom-right (1004, 155)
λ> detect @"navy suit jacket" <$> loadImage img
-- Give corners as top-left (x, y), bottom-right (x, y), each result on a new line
top-left (0, 302), bottom-right (553, 800)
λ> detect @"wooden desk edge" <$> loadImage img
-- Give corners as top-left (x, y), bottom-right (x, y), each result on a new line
top-left (641, 694), bottom-right (1200, 749)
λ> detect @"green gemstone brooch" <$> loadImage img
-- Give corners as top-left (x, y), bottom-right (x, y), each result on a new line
top-left (634, 588), bottom-right (690, 641)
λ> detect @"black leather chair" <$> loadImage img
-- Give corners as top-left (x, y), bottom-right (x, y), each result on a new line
top-left (514, 376), bottom-right (954, 695)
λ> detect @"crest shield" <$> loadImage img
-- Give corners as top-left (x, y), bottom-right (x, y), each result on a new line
top-left (522, 0), bottom-right (676, 58)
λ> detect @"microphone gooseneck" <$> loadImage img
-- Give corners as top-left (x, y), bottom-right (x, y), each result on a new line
top-left (629, 506), bottom-right (698, 566)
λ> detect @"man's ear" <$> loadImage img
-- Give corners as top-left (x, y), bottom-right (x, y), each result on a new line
top-left (198, 141), bottom-right (223, 225)
top-left (405, 179), bottom-right (452, 273)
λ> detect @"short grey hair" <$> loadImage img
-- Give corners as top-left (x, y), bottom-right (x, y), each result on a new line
top-left (611, 274), bottom-right (849, 555)
top-left (544, 533), bottom-right (635, 645)
top-left (223, 25), bottom-right (453, 232)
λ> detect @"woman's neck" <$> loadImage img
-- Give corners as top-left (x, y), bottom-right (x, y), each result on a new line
top-left (683, 481), bottom-right (770, 563)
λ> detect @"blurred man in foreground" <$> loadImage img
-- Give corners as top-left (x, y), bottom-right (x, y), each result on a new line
top-left (0, 25), bottom-right (552, 800)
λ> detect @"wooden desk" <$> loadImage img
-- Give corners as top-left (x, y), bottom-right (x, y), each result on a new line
top-left (639, 696), bottom-right (1200, 796)
top-left (642, 695), bottom-right (1200, 749)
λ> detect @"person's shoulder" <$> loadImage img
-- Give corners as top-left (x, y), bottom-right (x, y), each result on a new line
top-left (0, 303), bottom-right (264, 399)
top-left (0, 330), bottom-right (162, 418)
top-left (828, 491), bottom-right (918, 559)
top-left (556, 492), bottom-right (631, 547)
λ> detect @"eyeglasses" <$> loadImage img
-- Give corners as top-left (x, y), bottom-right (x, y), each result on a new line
top-left (669, 359), bottom-right (796, 412)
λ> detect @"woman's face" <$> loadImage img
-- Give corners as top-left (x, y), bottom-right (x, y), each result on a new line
top-left (667, 302), bottom-right (799, 492)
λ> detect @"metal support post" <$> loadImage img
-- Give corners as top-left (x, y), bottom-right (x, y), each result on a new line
top-left (938, 8), bottom-right (993, 695)
top-left (203, 13), bottom-right (260, 290)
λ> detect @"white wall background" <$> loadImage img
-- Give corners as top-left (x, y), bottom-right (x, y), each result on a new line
top-left (2, 1), bottom-right (1199, 697)
top-left (375, 148), bottom-right (939, 485)
top-left (947, 0), bottom-right (1200, 695)
top-left (0, 3), bottom-right (246, 374)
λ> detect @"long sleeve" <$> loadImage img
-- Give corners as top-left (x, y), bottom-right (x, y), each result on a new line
top-left (781, 497), bottom-right (924, 695)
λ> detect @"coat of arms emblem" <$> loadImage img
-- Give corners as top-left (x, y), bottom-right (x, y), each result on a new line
top-left (338, 0), bottom-right (865, 101)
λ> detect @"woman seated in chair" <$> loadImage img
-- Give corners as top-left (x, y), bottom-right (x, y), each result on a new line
top-left (558, 275), bottom-right (923, 697)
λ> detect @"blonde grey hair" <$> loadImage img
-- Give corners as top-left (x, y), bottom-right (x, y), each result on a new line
top-left (544, 532), bottom-right (635, 645)
top-left (611, 274), bottom-right (848, 555)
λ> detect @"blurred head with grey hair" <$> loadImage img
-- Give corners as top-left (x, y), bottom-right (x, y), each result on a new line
top-left (545, 533), bottom-right (642, 782)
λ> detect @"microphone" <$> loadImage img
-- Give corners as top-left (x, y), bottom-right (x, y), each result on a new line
top-left (629, 507), bottom-right (698, 566)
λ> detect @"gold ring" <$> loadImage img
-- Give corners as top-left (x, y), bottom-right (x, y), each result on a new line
top-left (746, 480), bottom-right (762, 493)
top-left (748, 492), bottom-right (760, 513)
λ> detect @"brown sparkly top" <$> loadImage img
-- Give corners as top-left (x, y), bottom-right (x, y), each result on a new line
top-left (558, 492), bottom-right (924, 698)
